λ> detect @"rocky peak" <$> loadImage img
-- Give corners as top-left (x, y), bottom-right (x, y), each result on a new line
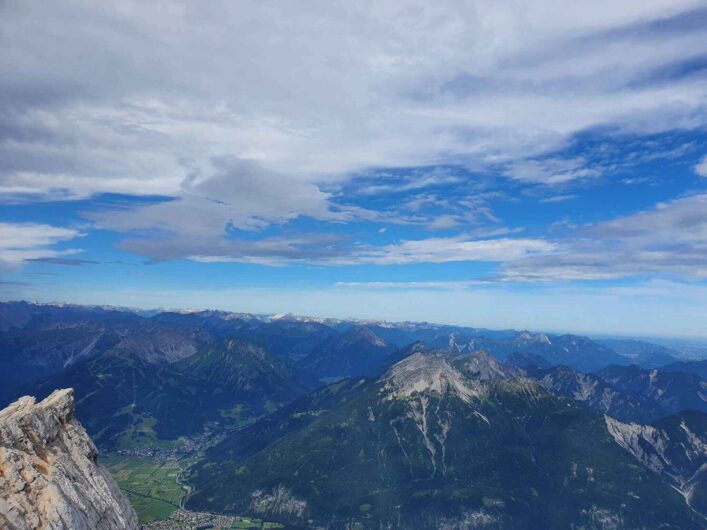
top-left (459, 350), bottom-right (508, 381)
top-left (516, 330), bottom-right (552, 345)
top-left (348, 326), bottom-right (387, 347)
top-left (517, 330), bottom-right (534, 341)
top-left (381, 353), bottom-right (482, 404)
top-left (406, 341), bottom-right (431, 354)
top-left (0, 389), bottom-right (138, 530)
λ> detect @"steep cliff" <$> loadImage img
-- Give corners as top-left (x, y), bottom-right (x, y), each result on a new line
top-left (0, 388), bottom-right (138, 530)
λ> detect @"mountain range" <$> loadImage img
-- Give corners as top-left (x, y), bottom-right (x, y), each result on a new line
top-left (2, 301), bottom-right (706, 447)
top-left (186, 351), bottom-right (704, 528)
top-left (2, 301), bottom-right (707, 527)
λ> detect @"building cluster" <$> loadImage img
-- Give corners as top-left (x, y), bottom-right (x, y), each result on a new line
top-left (105, 432), bottom-right (225, 462)
top-left (141, 508), bottom-right (237, 530)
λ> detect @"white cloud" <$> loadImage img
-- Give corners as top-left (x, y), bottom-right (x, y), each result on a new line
top-left (695, 155), bottom-right (707, 177)
top-left (90, 158), bottom-right (345, 237)
top-left (0, 223), bottom-right (83, 271)
top-left (502, 193), bottom-right (707, 280)
top-left (427, 214), bottom-right (462, 231)
top-left (335, 280), bottom-right (489, 289)
top-left (353, 168), bottom-right (463, 196)
top-left (3, 1), bottom-right (706, 282)
top-left (343, 236), bottom-right (556, 266)
top-left (1, 0), bottom-right (706, 205)
top-left (539, 194), bottom-right (578, 203)
top-left (503, 157), bottom-right (600, 185)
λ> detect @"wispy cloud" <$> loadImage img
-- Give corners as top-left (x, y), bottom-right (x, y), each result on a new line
top-left (89, 158), bottom-right (348, 236)
top-left (1, 0), bottom-right (706, 310)
top-left (351, 168), bottom-right (463, 196)
top-left (0, 223), bottom-right (83, 272)
top-left (696, 154), bottom-right (707, 177)
top-left (502, 193), bottom-right (707, 281)
top-left (503, 157), bottom-right (600, 185)
top-left (25, 257), bottom-right (100, 266)
top-left (539, 194), bottom-right (578, 204)
top-left (335, 280), bottom-right (489, 289)
top-left (340, 236), bottom-right (556, 266)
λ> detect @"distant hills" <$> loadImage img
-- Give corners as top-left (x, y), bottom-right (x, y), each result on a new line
top-left (596, 364), bottom-right (707, 418)
top-left (528, 365), bottom-right (666, 423)
top-left (662, 359), bottom-right (707, 379)
top-left (596, 338), bottom-right (679, 367)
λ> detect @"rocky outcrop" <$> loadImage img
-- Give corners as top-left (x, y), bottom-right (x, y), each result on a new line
top-left (534, 365), bottom-right (663, 423)
top-left (381, 353), bottom-right (482, 404)
top-left (0, 388), bottom-right (138, 530)
top-left (250, 485), bottom-right (307, 519)
top-left (606, 413), bottom-right (707, 517)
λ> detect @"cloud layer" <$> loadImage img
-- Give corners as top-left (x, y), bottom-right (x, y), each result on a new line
top-left (1, 1), bottom-right (706, 288)
top-left (2, 1), bottom-right (706, 202)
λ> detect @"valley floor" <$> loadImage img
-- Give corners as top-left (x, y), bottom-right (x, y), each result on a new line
top-left (103, 456), bottom-right (188, 524)
top-left (103, 455), bottom-right (284, 529)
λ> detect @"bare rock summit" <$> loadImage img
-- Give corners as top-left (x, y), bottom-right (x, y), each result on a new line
top-left (0, 388), bottom-right (138, 530)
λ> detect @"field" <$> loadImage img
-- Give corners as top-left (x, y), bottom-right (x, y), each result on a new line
top-left (104, 455), bottom-right (286, 527)
top-left (231, 518), bottom-right (284, 529)
top-left (103, 456), bottom-right (187, 523)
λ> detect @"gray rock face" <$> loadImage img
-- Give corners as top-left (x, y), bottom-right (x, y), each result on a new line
top-left (0, 388), bottom-right (138, 530)
top-left (606, 413), bottom-right (707, 516)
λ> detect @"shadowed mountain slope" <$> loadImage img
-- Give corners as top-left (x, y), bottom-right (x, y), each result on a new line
top-left (31, 338), bottom-right (311, 447)
top-left (186, 352), bottom-right (701, 529)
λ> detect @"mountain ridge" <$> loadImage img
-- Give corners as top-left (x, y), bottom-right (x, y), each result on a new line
top-left (186, 350), bottom-right (702, 529)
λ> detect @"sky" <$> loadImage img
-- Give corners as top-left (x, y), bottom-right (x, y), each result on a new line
top-left (1, 1), bottom-right (707, 338)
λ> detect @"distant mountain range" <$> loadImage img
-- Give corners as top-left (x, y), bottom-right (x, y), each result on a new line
top-left (596, 364), bottom-right (707, 418)
top-left (662, 359), bottom-right (707, 379)
top-left (595, 338), bottom-right (680, 367)
top-left (34, 335), bottom-right (318, 448)
top-left (2, 301), bottom-right (707, 526)
top-left (299, 326), bottom-right (396, 380)
top-left (2, 301), bottom-right (706, 449)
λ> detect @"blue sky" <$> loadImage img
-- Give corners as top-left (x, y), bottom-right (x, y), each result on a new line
top-left (1, 1), bottom-right (707, 338)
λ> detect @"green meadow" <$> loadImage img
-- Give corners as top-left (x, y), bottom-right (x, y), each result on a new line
top-left (103, 456), bottom-right (187, 523)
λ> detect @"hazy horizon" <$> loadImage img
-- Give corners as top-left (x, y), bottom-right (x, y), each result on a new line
top-left (5, 297), bottom-right (707, 345)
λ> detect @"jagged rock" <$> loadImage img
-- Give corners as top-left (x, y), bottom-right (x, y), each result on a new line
top-left (457, 350), bottom-right (508, 381)
top-left (0, 388), bottom-right (138, 530)
top-left (250, 485), bottom-right (307, 518)
top-left (533, 365), bottom-right (663, 423)
top-left (606, 413), bottom-right (707, 516)
top-left (381, 353), bottom-right (483, 404)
